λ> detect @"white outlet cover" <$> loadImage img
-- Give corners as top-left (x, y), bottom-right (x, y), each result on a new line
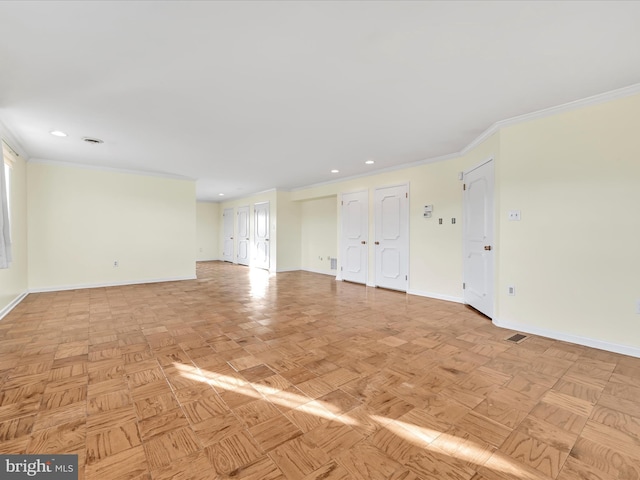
top-left (508, 210), bottom-right (521, 221)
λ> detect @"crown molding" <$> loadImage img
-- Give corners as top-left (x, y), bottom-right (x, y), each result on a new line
top-left (462, 82), bottom-right (640, 155)
top-left (28, 158), bottom-right (195, 182)
top-left (294, 82), bottom-right (640, 194)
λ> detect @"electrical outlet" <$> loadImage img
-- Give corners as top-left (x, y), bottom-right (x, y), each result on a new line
top-left (507, 285), bottom-right (515, 296)
top-left (508, 210), bottom-right (521, 221)
top-left (113, 260), bottom-right (119, 268)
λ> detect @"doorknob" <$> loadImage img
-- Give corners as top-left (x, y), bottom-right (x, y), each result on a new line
top-left (361, 241), bottom-right (366, 244)
top-left (374, 241), bottom-right (380, 245)
top-left (484, 245), bottom-right (492, 251)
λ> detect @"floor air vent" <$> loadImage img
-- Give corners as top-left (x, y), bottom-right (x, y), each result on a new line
top-left (330, 257), bottom-right (337, 270)
top-left (506, 333), bottom-right (528, 343)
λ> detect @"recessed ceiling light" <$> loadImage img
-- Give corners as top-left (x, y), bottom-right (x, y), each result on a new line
top-left (218, 193), bottom-right (225, 196)
top-left (365, 159), bottom-right (375, 165)
top-left (50, 130), bottom-right (67, 137)
top-left (331, 169), bottom-right (339, 173)
top-left (82, 137), bottom-right (104, 144)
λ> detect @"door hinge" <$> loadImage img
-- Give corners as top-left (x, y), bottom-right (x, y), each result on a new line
top-left (405, 275), bottom-right (408, 280)
top-left (463, 184), bottom-right (466, 191)
top-left (405, 192), bottom-right (408, 198)
top-left (341, 266), bottom-right (343, 271)
top-left (341, 201), bottom-right (344, 205)
top-left (463, 282), bottom-right (466, 289)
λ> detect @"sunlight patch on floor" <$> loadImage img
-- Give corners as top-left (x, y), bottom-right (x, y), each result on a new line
top-left (175, 362), bottom-right (529, 477)
top-left (249, 267), bottom-right (271, 299)
top-left (372, 415), bottom-right (527, 477)
top-left (174, 362), bottom-right (358, 425)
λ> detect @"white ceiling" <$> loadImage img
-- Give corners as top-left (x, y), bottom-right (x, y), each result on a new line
top-left (1, 1), bottom-right (639, 201)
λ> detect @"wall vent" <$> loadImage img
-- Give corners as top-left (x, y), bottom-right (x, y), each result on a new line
top-left (330, 258), bottom-right (337, 270)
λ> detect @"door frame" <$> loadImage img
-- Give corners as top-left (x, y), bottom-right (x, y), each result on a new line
top-left (253, 201), bottom-right (270, 271)
top-left (374, 183), bottom-right (409, 292)
top-left (222, 207), bottom-right (234, 263)
top-left (340, 190), bottom-right (369, 285)
top-left (236, 205), bottom-right (250, 266)
top-left (462, 157), bottom-right (495, 318)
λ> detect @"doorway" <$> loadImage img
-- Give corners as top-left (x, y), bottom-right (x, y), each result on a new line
top-left (341, 190), bottom-right (368, 284)
top-left (374, 184), bottom-right (409, 291)
top-left (463, 158), bottom-right (495, 318)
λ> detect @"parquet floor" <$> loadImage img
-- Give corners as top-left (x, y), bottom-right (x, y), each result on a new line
top-left (1, 261), bottom-right (640, 479)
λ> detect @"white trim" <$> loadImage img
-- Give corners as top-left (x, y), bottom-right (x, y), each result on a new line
top-left (196, 257), bottom-right (218, 262)
top-left (28, 158), bottom-right (195, 182)
top-left (292, 82), bottom-right (640, 195)
top-left (408, 289), bottom-right (464, 304)
top-left (300, 267), bottom-right (336, 277)
top-left (29, 275), bottom-right (197, 294)
top-left (275, 267), bottom-right (299, 273)
top-left (463, 82), bottom-right (640, 155)
top-left (213, 188), bottom-right (279, 203)
top-left (493, 317), bottom-right (640, 359)
top-left (0, 291), bottom-right (28, 321)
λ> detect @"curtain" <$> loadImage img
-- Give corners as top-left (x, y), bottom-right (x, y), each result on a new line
top-left (0, 145), bottom-right (11, 269)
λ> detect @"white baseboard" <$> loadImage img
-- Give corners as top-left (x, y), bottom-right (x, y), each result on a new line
top-left (0, 291), bottom-right (29, 321)
top-left (301, 268), bottom-right (337, 277)
top-left (29, 275), bottom-right (197, 294)
top-left (408, 289), bottom-right (464, 304)
top-left (493, 317), bottom-right (640, 359)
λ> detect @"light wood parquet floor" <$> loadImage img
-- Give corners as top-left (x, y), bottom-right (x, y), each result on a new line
top-left (1, 261), bottom-right (640, 479)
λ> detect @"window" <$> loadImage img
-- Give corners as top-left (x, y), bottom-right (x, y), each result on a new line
top-left (1, 141), bottom-right (14, 269)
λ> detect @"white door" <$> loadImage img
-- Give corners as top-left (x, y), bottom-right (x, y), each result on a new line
top-left (463, 159), bottom-right (494, 318)
top-left (237, 205), bottom-right (250, 266)
top-left (341, 191), bottom-right (368, 284)
top-left (374, 184), bottom-right (409, 291)
top-left (254, 202), bottom-right (270, 270)
top-left (222, 207), bottom-right (234, 262)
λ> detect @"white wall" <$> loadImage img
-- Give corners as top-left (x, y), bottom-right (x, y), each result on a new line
top-left (196, 201), bottom-right (219, 261)
top-left (0, 145), bottom-right (28, 317)
top-left (300, 195), bottom-right (337, 275)
top-left (495, 93), bottom-right (640, 353)
top-left (28, 162), bottom-right (196, 290)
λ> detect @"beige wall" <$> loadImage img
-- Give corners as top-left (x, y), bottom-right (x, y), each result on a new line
top-left (496, 94), bottom-right (640, 351)
top-left (290, 142), bottom-right (497, 297)
top-left (300, 196), bottom-right (337, 275)
top-left (28, 162), bottom-right (196, 290)
top-left (8, 89), bottom-right (635, 356)
top-left (196, 201), bottom-right (219, 261)
top-left (276, 191), bottom-right (301, 272)
top-left (0, 146), bottom-right (28, 316)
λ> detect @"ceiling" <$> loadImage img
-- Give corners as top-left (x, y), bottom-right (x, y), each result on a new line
top-left (1, 1), bottom-right (639, 201)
